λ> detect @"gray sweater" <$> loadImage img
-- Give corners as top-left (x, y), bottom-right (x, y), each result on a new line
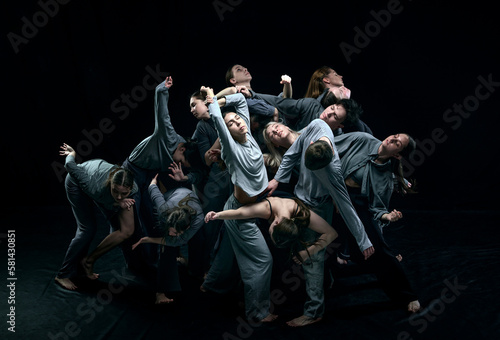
top-left (65, 155), bottom-right (138, 213)
top-left (209, 93), bottom-right (267, 197)
top-left (148, 185), bottom-right (204, 247)
top-left (274, 119), bottom-right (372, 252)
top-left (128, 81), bottom-right (185, 171)
top-left (334, 132), bottom-right (394, 227)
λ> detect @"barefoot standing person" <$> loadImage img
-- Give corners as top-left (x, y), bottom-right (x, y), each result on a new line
top-left (55, 143), bottom-right (137, 290)
top-left (200, 87), bottom-right (276, 323)
top-left (205, 196), bottom-right (338, 326)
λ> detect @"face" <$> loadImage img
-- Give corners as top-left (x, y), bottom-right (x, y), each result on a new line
top-left (110, 184), bottom-right (131, 202)
top-left (265, 123), bottom-right (290, 146)
top-left (168, 227), bottom-right (186, 237)
top-left (230, 65), bottom-right (252, 85)
top-left (224, 113), bottom-right (248, 139)
top-left (319, 104), bottom-right (347, 130)
top-left (323, 69), bottom-right (344, 86)
top-left (172, 143), bottom-right (191, 167)
top-left (190, 97), bottom-right (210, 120)
top-left (381, 134), bottom-right (410, 158)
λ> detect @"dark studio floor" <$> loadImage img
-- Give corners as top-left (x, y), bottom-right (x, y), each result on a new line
top-left (1, 205), bottom-right (499, 340)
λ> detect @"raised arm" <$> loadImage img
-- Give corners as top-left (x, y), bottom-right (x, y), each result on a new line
top-left (280, 74), bottom-right (293, 99)
top-left (60, 143), bottom-right (89, 185)
top-left (154, 77), bottom-right (184, 154)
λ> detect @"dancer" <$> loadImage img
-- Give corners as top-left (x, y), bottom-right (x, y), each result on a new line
top-left (55, 143), bottom-right (137, 290)
top-left (265, 119), bottom-right (374, 260)
top-left (199, 86), bottom-right (276, 323)
top-left (190, 89), bottom-right (233, 273)
top-left (122, 76), bottom-right (202, 270)
top-left (304, 132), bottom-right (421, 312)
top-left (131, 174), bottom-right (204, 304)
top-left (205, 196), bottom-right (338, 327)
top-left (304, 66), bottom-right (372, 134)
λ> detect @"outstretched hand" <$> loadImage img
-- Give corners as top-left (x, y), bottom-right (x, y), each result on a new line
top-left (165, 76), bottom-right (173, 88)
top-left (168, 162), bottom-right (187, 182)
top-left (204, 211), bottom-right (219, 223)
top-left (59, 143), bottom-right (76, 157)
top-left (200, 86), bottom-right (215, 99)
top-left (132, 237), bottom-right (148, 250)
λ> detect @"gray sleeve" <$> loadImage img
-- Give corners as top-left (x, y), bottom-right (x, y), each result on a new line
top-left (274, 135), bottom-right (304, 184)
top-left (64, 155), bottom-right (89, 186)
top-left (154, 82), bottom-right (185, 155)
top-left (313, 166), bottom-right (373, 252)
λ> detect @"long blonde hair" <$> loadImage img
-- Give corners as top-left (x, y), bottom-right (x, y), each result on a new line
top-left (262, 122), bottom-right (299, 170)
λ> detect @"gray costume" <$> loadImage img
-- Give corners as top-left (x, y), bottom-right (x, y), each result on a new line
top-left (274, 119), bottom-right (372, 252)
top-left (203, 93), bottom-right (273, 321)
top-left (148, 185), bottom-right (204, 293)
top-left (58, 155), bottom-right (138, 279)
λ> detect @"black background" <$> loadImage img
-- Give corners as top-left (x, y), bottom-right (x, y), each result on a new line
top-left (3, 0), bottom-right (499, 210)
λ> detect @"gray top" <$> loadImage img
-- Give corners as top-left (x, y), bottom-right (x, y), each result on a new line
top-left (334, 132), bottom-right (394, 226)
top-left (274, 119), bottom-right (372, 252)
top-left (209, 93), bottom-right (267, 197)
top-left (252, 92), bottom-right (323, 132)
top-left (128, 81), bottom-right (186, 171)
top-left (148, 185), bottom-right (204, 247)
top-left (65, 155), bottom-right (138, 213)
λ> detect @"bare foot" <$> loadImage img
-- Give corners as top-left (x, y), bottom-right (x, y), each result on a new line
top-left (200, 285), bottom-right (207, 293)
top-left (286, 315), bottom-right (322, 327)
top-left (337, 256), bottom-right (348, 265)
top-left (55, 277), bottom-right (78, 290)
top-left (81, 258), bottom-right (99, 280)
top-left (408, 300), bottom-right (421, 313)
top-left (155, 293), bottom-right (174, 304)
top-left (396, 254), bottom-right (403, 262)
top-left (260, 314), bottom-right (278, 323)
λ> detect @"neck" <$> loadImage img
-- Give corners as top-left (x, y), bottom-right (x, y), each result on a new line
top-left (235, 81), bottom-right (252, 89)
top-left (376, 145), bottom-right (391, 163)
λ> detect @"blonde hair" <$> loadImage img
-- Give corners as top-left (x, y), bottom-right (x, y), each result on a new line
top-left (262, 122), bottom-right (299, 169)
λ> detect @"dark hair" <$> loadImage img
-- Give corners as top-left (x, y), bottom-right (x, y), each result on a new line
top-left (105, 167), bottom-right (135, 189)
top-left (182, 137), bottom-right (205, 172)
top-left (271, 198), bottom-right (314, 264)
top-left (337, 98), bottom-right (363, 128)
top-left (304, 140), bottom-right (333, 170)
top-left (392, 133), bottom-right (418, 195)
top-left (190, 90), bottom-right (207, 102)
top-left (159, 194), bottom-right (197, 236)
top-left (225, 64), bottom-right (237, 86)
top-left (320, 90), bottom-right (339, 108)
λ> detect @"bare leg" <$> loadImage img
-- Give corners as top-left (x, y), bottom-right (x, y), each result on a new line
top-left (286, 315), bottom-right (322, 327)
top-left (80, 257), bottom-right (99, 280)
top-left (55, 277), bottom-right (78, 290)
top-left (155, 293), bottom-right (174, 304)
top-left (84, 209), bottom-right (134, 276)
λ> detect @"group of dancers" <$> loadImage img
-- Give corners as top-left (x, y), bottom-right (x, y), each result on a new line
top-left (55, 64), bottom-right (421, 327)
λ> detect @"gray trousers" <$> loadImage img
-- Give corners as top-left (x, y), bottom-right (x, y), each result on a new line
top-left (57, 175), bottom-right (113, 278)
top-left (203, 195), bottom-right (273, 320)
top-left (301, 198), bottom-right (333, 319)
